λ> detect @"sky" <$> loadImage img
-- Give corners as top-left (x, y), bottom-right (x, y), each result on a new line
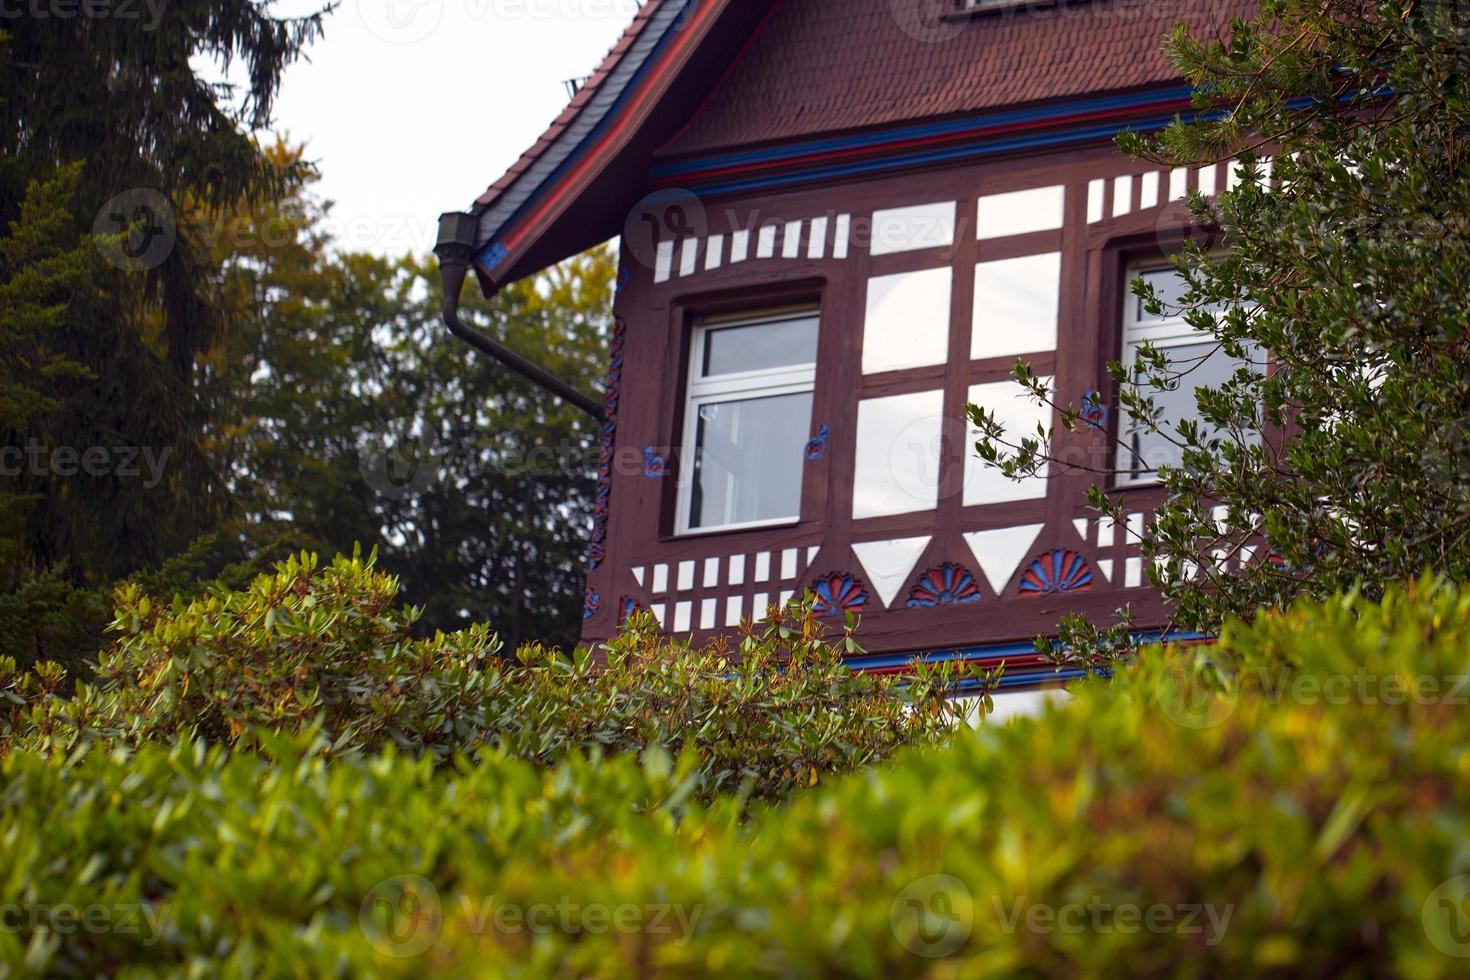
top-left (260, 1), bottom-right (639, 256)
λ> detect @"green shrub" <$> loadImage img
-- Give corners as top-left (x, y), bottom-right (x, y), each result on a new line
top-left (0, 550), bottom-right (966, 802)
top-left (6, 578), bottom-right (1470, 976)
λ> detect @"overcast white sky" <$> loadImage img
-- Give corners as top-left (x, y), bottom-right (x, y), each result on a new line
top-left (260, 1), bottom-right (638, 256)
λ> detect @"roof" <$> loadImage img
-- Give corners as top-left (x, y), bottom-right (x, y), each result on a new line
top-left (663, 0), bottom-right (1255, 155)
top-left (462, 0), bottom-right (1257, 295)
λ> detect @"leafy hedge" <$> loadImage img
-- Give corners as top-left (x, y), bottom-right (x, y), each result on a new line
top-left (5, 578), bottom-right (1470, 975)
top-left (0, 551), bottom-right (965, 801)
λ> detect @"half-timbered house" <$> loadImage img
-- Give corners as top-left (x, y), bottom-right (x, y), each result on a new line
top-left (434, 0), bottom-right (1259, 693)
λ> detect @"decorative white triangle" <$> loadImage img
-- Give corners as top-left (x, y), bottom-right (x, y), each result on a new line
top-left (1096, 558), bottom-right (1114, 583)
top-left (1072, 518), bottom-right (1089, 541)
top-left (632, 566), bottom-right (645, 587)
top-left (852, 537), bottom-right (932, 608)
top-left (963, 524), bottom-right (1046, 594)
top-left (807, 546), bottom-right (821, 566)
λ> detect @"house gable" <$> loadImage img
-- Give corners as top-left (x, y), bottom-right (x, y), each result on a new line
top-left (465, 0), bottom-right (1256, 296)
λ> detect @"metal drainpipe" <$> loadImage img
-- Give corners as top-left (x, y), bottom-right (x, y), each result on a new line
top-left (433, 212), bottom-right (607, 422)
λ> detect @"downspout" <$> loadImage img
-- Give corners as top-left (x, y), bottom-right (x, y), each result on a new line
top-left (433, 212), bottom-right (606, 421)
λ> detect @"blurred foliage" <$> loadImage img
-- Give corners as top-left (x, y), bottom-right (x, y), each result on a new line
top-left (0, 549), bottom-right (970, 801)
top-left (5, 578), bottom-right (1470, 974)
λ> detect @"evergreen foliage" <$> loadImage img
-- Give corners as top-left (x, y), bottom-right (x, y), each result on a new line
top-left (972, 1), bottom-right (1470, 661)
top-left (5, 580), bottom-right (1470, 975)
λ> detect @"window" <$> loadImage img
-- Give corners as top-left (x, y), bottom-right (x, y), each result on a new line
top-left (1116, 264), bottom-right (1259, 485)
top-left (678, 308), bottom-right (819, 534)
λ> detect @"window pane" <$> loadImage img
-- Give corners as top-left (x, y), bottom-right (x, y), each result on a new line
top-left (690, 391), bottom-right (812, 529)
top-left (1135, 267), bottom-right (1193, 322)
top-left (702, 315), bottom-right (818, 377)
top-left (1123, 341), bottom-right (1259, 479)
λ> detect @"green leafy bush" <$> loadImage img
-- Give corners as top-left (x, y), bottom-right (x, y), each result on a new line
top-left (0, 550), bottom-right (964, 801)
top-left (6, 578), bottom-right (1470, 975)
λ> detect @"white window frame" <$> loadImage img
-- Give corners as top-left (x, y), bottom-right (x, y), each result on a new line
top-left (676, 308), bottom-right (818, 535)
top-left (1115, 262), bottom-right (1227, 487)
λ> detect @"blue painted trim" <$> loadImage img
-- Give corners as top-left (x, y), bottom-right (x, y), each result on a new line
top-left (679, 112), bottom-right (1225, 198)
top-left (849, 631), bottom-right (1214, 673)
top-left (652, 85), bottom-right (1196, 178)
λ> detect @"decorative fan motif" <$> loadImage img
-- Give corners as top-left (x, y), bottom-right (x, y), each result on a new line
top-left (810, 572), bottom-right (869, 617)
top-left (906, 563), bottom-right (984, 607)
top-left (1018, 550), bottom-right (1094, 597)
top-left (1080, 389), bottom-right (1109, 430)
top-left (804, 423), bottom-right (832, 461)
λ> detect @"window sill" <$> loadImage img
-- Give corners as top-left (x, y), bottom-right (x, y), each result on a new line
top-left (669, 516), bottom-right (803, 541)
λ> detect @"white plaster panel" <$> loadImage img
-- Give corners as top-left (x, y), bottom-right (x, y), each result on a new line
top-left (1169, 167), bottom-right (1188, 201)
top-left (1125, 556), bottom-right (1143, 588)
top-left (807, 216), bottom-right (828, 259)
top-left (1139, 171), bottom-right (1160, 210)
top-left (863, 267), bottom-right (952, 374)
top-left (971, 252), bottom-right (1060, 360)
top-left (757, 224), bottom-right (777, 258)
top-left (853, 537), bottom-right (932, 608)
top-left (870, 200), bottom-right (956, 256)
top-left (782, 220), bottom-right (802, 258)
top-left (976, 185), bottom-right (1065, 239)
top-left (1198, 164), bottom-right (1218, 196)
top-left (962, 524), bottom-right (1045, 594)
top-left (963, 378), bottom-right (1052, 505)
top-left (654, 240), bottom-right (674, 283)
top-left (853, 389), bottom-right (947, 519)
top-left (833, 214), bottom-right (851, 259)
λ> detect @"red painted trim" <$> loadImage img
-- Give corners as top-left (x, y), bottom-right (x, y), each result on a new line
top-left (657, 97), bottom-right (1192, 187)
